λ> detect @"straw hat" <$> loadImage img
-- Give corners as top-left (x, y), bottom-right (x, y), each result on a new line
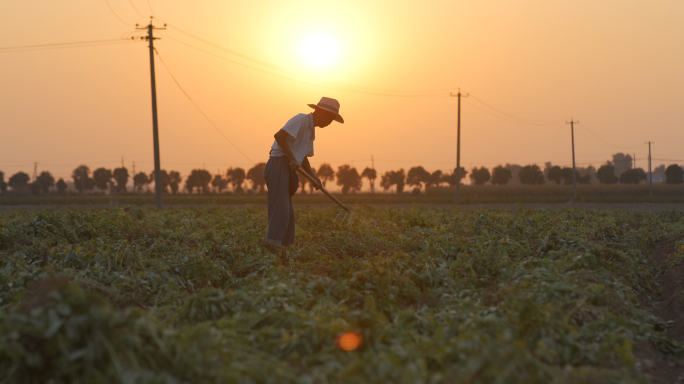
top-left (308, 97), bottom-right (344, 124)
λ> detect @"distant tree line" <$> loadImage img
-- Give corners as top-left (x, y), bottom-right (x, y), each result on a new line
top-left (1, 152), bottom-right (682, 196)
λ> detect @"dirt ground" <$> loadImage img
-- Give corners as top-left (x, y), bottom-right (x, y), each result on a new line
top-left (1, 202), bottom-right (684, 212)
top-left (635, 239), bottom-right (684, 383)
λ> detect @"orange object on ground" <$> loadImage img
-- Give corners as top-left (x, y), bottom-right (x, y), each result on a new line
top-left (336, 332), bottom-right (363, 351)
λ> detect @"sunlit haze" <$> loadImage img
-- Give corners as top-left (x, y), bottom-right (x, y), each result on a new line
top-left (301, 35), bottom-right (338, 66)
top-left (1, 0), bottom-right (682, 191)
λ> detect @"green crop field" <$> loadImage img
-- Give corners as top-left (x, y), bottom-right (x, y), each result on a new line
top-left (0, 206), bottom-right (683, 383)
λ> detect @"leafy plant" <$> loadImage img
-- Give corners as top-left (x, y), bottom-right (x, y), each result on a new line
top-left (0, 206), bottom-right (682, 382)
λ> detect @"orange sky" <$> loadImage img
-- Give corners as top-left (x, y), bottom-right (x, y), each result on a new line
top-left (1, 0), bottom-right (683, 190)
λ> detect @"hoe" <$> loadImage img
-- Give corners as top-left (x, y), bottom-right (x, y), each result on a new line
top-left (296, 166), bottom-right (353, 225)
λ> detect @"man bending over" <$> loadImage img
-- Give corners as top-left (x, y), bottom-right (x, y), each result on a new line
top-left (264, 97), bottom-right (344, 247)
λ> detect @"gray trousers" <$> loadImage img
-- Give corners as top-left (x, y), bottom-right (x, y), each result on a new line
top-left (264, 156), bottom-right (296, 246)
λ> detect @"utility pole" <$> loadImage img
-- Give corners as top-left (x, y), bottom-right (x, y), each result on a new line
top-left (33, 163), bottom-right (37, 183)
top-left (633, 153), bottom-right (636, 169)
top-left (132, 161), bottom-right (136, 193)
top-left (566, 119), bottom-right (579, 202)
top-left (137, 17), bottom-right (166, 207)
top-left (121, 156), bottom-right (124, 168)
top-left (371, 155), bottom-right (374, 170)
top-left (450, 89), bottom-right (468, 203)
top-left (645, 141), bottom-right (654, 197)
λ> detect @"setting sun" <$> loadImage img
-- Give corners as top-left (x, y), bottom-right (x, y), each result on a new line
top-left (300, 34), bottom-right (338, 66)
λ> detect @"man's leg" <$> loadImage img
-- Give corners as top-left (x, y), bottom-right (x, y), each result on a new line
top-left (265, 156), bottom-right (291, 245)
top-left (281, 194), bottom-right (296, 246)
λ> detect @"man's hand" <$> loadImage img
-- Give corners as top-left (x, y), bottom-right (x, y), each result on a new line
top-left (289, 159), bottom-right (301, 172)
top-left (312, 175), bottom-right (322, 190)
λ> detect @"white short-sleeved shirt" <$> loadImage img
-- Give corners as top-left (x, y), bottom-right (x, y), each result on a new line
top-left (270, 113), bottom-right (315, 163)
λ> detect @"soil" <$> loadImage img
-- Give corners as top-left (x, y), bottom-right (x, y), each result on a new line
top-left (635, 239), bottom-right (684, 383)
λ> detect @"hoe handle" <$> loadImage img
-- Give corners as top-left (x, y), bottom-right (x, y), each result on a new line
top-left (296, 166), bottom-right (352, 213)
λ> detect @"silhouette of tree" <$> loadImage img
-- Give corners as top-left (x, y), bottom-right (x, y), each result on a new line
top-left (168, 171), bottom-right (182, 194)
top-left (611, 153), bottom-right (633, 177)
top-left (579, 165), bottom-right (597, 183)
top-left (246, 163), bottom-right (266, 193)
top-left (317, 163), bottom-right (335, 187)
top-left (185, 174), bottom-right (196, 193)
top-left (559, 168), bottom-right (582, 185)
top-left (149, 170), bottom-right (171, 193)
top-left (308, 170), bottom-right (316, 194)
top-left (426, 170), bottom-right (443, 187)
top-left (71, 166), bottom-right (95, 194)
top-left (491, 165), bottom-right (512, 185)
top-left (361, 167), bottom-right (377, 193)
top-left (336, 165), bottom-right (362, 194)
top-left (298, 173), bottom-right (309, 194)
top-left (0, 171), bottom-right (7, 194)
top-left (8, 172), bottom-right (30, 187)
top-left (133, 172), bottom-right (149, 193)
top-left (665, 164), bottom-right (684, 184)
top-left (56, 178), bottom-right (67, 194)
top-left (93, 168), bottom-right (113, 192)
top-left (380, 172), bottom-right (391, 191)
top-left (470, 167), bottom-right (491, 185)
top-left (406, 166), bottom-right (431, 190)
top-left (596, 164), bottom-right (619, 184)
top-left (226, 168), bottom-right (245, 193)
top-left (212, 174), bottom-right (228, 193)
top-left (620, 168), bottom-right (647, 184)
top-left (113, 167), bottom-right (129, 193)
top-left (186, 169), bottom-right (212, 194)
top-left (546, 166), bottom-right (562, 184)
top-left (442, 167), bottom-right (467, 186)
top-left (380, 169), bottom-right (406, 193)
top-left (504, 164), bottom-right (523, 185)
top-left (35, 171), bottom-right (55, 194)
top-left (519, 165), bottom-right (545, 185)
top-left (578, 174), bottom-right (591, 184)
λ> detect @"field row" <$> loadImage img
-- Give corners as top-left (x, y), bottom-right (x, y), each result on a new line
top-left (1, 194), bottom-right (684, 206)
top-left (0, 207), bottom-right (683, 382)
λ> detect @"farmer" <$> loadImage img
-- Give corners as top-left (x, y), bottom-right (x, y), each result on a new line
top-left (264, 97), bottom-right (344, 247)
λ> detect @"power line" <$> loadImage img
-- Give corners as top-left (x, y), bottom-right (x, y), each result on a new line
top-left (146, 0), bottom-right (160, 20)
top-left (469, 94), bottom-right (563, 125)
top-left (574, 126), bottom-right (622, 149)
top-left (128, 0), bottom-right (147, 18)
top-left (0, 39), bottom-right (132, 51)
top-left (462, 100), bottom-right (562, 127)
top-left (153, 48), bottom-right (255, 164)
top-left (102, 0), bottom-right (134, 26)
top-left (0, 40), bottom-right (136, 54)
top-left (160, 34), bottom-right (446, 98)
top-left (167, 25), bottom-right (454, 96)
top-left (577, 123), bottom-right (641, 150)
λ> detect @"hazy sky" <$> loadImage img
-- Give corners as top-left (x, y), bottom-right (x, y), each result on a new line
top-left (2, 0), bottom-right (682, 189)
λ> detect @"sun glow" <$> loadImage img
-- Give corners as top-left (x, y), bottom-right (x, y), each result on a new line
top-left (301, 35), bottom-right (338, 66)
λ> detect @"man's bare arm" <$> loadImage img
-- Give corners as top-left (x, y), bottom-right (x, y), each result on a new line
top-left (274, 129), bottom-right (300, 171)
